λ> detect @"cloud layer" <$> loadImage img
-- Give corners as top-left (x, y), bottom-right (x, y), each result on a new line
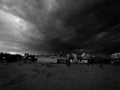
top-left (0, 0), bottom-right (120, 54)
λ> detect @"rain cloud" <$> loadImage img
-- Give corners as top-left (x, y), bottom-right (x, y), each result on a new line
top-left (0, 0), bottom-right (120, 54)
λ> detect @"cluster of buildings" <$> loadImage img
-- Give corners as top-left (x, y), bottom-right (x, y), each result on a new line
top-left (57, 52), bottom-right (120, 65)
top-left (0, 51), bottom-right (120, 65)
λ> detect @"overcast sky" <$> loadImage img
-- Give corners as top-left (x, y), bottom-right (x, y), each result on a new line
top-left (0, 0), bottom-right (120, 55)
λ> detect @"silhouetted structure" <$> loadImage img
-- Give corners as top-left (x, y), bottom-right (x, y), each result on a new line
top-left (0, 52), bottom-right (23, 63)
top-left (24, 53), bottom-right (37, 63)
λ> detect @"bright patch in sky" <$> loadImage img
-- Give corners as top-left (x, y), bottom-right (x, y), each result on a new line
top-left (0, 9), bottom-right (42, 54)
top-left (0, 9), bottom-right (27, 33)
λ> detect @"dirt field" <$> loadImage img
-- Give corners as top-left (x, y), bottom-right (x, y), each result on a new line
top-left (0, 62), bottom-right (120, 90)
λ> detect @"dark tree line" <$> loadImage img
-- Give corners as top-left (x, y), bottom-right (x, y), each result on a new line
top-left (0, 52), bottom-right (23, 63)
top-left (0, 52), bottom-right (38, 63)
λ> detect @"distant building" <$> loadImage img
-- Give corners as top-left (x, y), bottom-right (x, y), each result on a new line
top-left (110, 53), bottom-right (120, 64)
top-left (81, 53), bottom-right (91, 60)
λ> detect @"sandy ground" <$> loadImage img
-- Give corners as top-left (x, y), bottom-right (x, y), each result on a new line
top-left (0, 62), bottom-right (120, 90)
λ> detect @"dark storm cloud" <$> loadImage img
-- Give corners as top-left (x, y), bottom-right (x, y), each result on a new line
top-left (0, 0), bottom-right (120, 54)
top-left (57, 0), bottom-right (120, 54)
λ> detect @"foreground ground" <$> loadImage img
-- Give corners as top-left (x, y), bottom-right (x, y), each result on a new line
top-left (0, 62), bottom-right (120, 90)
